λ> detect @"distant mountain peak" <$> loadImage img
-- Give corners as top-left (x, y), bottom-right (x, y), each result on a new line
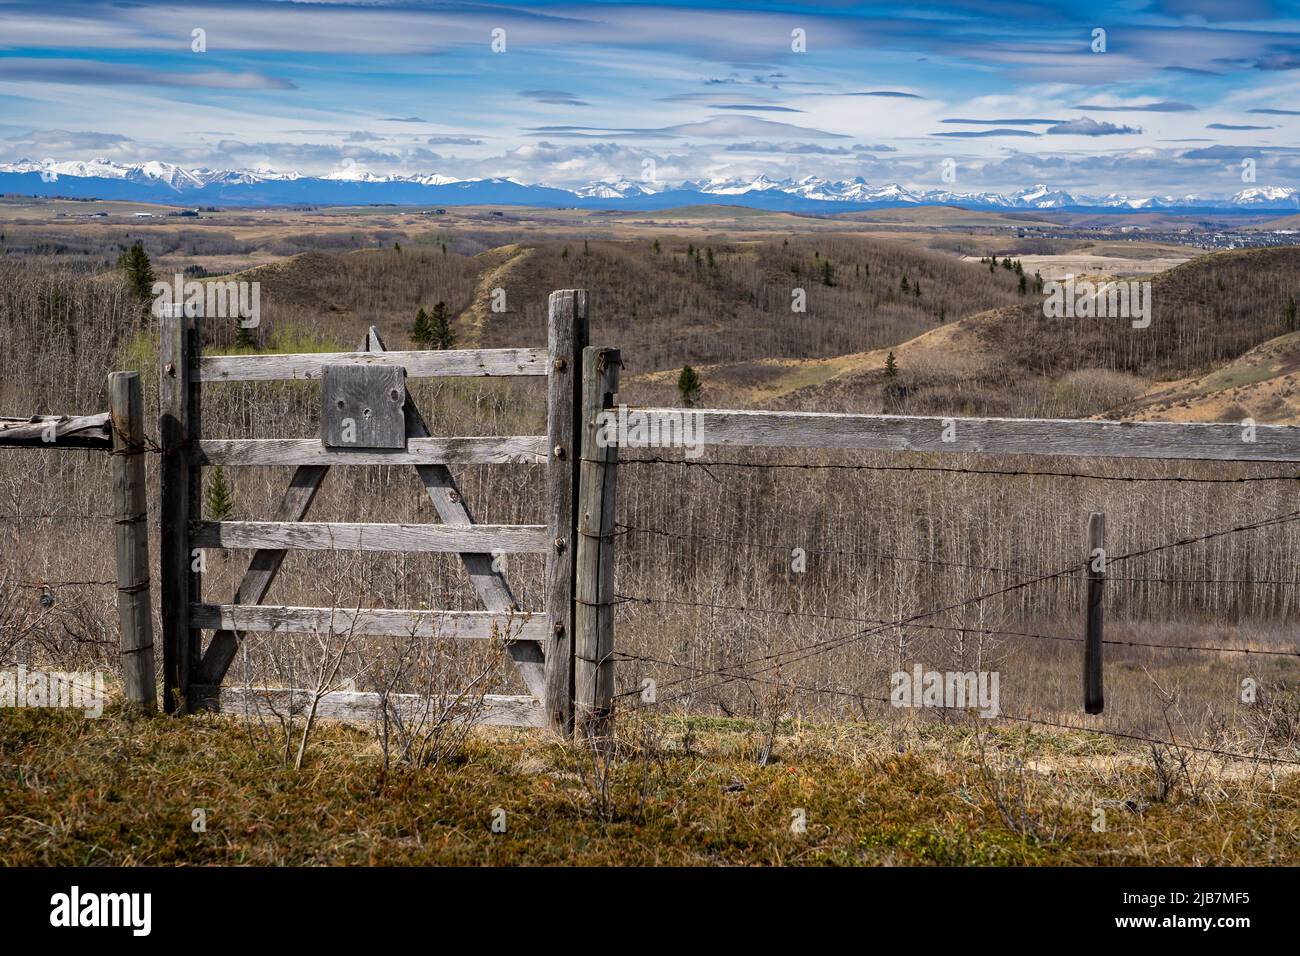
top-left (1, 158), bottom-right (1298, 212)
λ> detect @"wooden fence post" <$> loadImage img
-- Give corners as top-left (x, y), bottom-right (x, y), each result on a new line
top-left (1084, 511), bottom-right (1105, 715)
top-left (543, 291), bottom-right (588, 735)
top-left (159, 311), bottom-right (198, 713)
top-left (109, 372), bottom-right (156, 710)
top-left (574, 346), bottom-right (620, 741)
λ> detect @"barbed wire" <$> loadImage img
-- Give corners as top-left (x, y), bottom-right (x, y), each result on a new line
top-left (0, 513), bottom-right (114, 522)
top-left (614, 505), bottom-right (1300, 706)
top-left (618, 454), bottom-right (1300, 485)
top-left (12, 579), bottom-right (116, 589)
top-left (613, 593), bottom-right (1300, 658)
top-left (615, 521), bottom-right (1300, 586)
top-left (612, 651), bottom-right (1300, 766)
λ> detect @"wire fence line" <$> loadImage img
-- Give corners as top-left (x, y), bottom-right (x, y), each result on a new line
top-left (613, 593), bottom-right (1300, 658)
top-left (615, 521), bottom-right (1300, 587)
top-left (609, 455), bottom-right (1300, 763)
top-left (610, 653), bottom-right (1300, 767)
top-left (617, 454), bottom-right (1300, 485)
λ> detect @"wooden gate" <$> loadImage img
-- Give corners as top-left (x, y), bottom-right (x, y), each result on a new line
top-left (158, 291), bottom-right (590, 733)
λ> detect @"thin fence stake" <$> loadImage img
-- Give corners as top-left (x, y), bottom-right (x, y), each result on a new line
top-left (1084, 511), bottom-right (1105, 715)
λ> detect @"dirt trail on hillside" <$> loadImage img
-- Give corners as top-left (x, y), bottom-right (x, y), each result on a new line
top-left (457, 244), bottom-right (534, 347)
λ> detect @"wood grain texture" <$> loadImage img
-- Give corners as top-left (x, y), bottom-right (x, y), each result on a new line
top-left (199, 332), bottom-right (373, 687)
top-left (574, 346), bottom-right (620, 740)
top-left (543, 290), bottom-right (588, 734)
top-left (623, 408), bottom-right (1300, 462)
top-left (320, 364), bottom-right (406, 449)
top-left (193, 436), bottom-right (547, 467)
top-left (192, 521), bottom-right (549, 553)
top-left (158, 311), bottom-right (196, 713)
top-left (191, 604), bottom-right (546, 640)
top-left (199, 347), bottom-right (546, 382)
top-left (0, 413), bottom-right (112, 449)
top-left (367, 325), bottom-right (547, 700)
top-left (192, 685), bottom-right (546, 728)
top-left (109, 372), bottom-right (156, 711)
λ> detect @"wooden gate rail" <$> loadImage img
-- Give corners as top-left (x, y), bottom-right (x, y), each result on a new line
top-left (620, 408), bottom-right (1300, 462)
top-left (0, 413), bottom-right (113, 449)
top-left (164, 291), bottom-right (589, 733)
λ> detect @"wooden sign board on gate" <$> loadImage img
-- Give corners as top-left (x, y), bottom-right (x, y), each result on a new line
top-left (321, 365), bottom-right (407, 449)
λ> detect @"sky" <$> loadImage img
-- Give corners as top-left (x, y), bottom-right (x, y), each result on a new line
top-left (0, 0), bottom-right (1298, 196)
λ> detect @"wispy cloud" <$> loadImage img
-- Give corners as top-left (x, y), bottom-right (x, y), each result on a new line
top-left (1070, 101), bottom-right (1196, 112)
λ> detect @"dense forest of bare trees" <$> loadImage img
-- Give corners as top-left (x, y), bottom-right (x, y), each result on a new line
top-left (1, 237), bottom-right (1297, 741)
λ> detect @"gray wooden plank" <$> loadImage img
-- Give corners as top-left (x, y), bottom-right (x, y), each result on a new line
top-left (199, 347), bottom-right (546, 382)
top-left (321, 364), bottom-right (406, 448)
top-left (192, 685), bottom-right (546, 728)
top-left (574, 347), bottom-right (620, 739)
top-left (193, 436), bottom-right (547, 467)
top-left (621, 408), bottom-right (1300, 462)
top-left (543, 290), bottom-right (587, 733)
top-left (191, 604), bottom-right (546, 640)
top-left (109, 372), bottom-right (156, 710)
top-left (192, 521), bottom-right (550, 553)
top-left (158, 311), bottom-right (196, 712)
top-left (0, 413), bottom-right (112, 449)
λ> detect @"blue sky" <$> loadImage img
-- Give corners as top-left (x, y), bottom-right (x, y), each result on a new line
top-left (1, 0), bottom-right (1298, 194)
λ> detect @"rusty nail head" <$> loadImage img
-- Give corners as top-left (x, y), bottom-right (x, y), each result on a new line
top-left (555, 536), bottom-right (565, 551)
top-left (554, 358), bottom-right (567, 372)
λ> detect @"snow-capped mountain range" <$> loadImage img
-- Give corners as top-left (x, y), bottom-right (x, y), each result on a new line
top-left (2, 158), bottom-right (1297, 212)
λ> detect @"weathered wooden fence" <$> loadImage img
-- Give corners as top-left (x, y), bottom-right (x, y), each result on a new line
top-left (8, 286), bottom-right (1300, 738)
top-left (0, 373), bottom-right (157, 710)
top-left (161, 290), bottom-right (610, 735)
top-left (588, 402), bottom-right (1300, 721)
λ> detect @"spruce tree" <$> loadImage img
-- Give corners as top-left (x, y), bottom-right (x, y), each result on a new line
top-left (821, 258), bottom-right (834, 286)
top-left (677, 365), bottom-right (701, 408)
top-left (118, 241), bottom-right (155, 303)
top-left (206, 466), bottom-right (235, 521)
top-left (412, 306), bottom-right (431, 347)
top-left (429, 301), bottom-right (455, 350)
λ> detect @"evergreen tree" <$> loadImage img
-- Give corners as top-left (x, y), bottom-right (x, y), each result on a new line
top-left (707, 247), bottom-right (716, 268)
top-left (429, 301), bottom-right (455, 350)
top-left (412, 306), bottom-right (431, 346)
top-left (820, 258), bottom-right (834, 286)
top-left (652, 239), bottom-right (661, 254)
top-left (1288, 298), bottom-right (1297, 332)
top-left (205, 466), bottom-right (234, 521)
top-left (677, 365), bottom-right (701, 408)
top-left (118, 241), bottom-right (155, 303)
top-left (882, 351), bottom-right (900, 404)
top-left (234, 322), bottom-right (257, 350)
top-left (900, 275), bottom-right (909, 292)
top-left (1018, 273), bottom-right (1027, 295)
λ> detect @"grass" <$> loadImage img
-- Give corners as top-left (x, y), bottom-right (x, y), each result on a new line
top-left (2, 706), bottom-right (1297, 866)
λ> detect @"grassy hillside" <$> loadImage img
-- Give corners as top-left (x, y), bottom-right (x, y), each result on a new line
top-left (701, 245), bottom-right (1300, 420)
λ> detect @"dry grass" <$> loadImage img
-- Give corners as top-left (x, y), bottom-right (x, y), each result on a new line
top-left (1, 705), bottom-right (1296, 866)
